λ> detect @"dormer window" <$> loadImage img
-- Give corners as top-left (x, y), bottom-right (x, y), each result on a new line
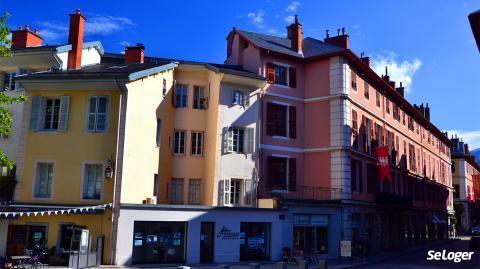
top-left (274, 65), bottom-right (288, 86)
top-left (266, 62), bottom-right (296, 88)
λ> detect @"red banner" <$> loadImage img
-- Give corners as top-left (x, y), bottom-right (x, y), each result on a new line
top-left (375, 146), bottom-right (391, 182)
top-left (468, 185), bottom-right (475, 202)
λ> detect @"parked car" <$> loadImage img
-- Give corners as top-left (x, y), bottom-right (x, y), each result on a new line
top-left (470, 236), bottom-right (480, 250)
top-left (471, 226), bottom-right (480, 235)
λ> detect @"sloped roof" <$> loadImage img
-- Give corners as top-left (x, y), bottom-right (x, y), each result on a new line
top-left (235, 29), bottom-right (346, 59)
top-left (469, 10), bottom-right (480, 51)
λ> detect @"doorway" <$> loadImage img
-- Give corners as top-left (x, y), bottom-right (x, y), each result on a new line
top-left (200, 222), bottom-right (214, 263)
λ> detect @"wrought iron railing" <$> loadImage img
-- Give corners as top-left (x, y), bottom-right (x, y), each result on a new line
top-left (258, 185), bottom-right (343, 201)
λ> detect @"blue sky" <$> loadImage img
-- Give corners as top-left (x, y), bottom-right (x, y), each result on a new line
top-left (3, 0), bottom-right (480, 148)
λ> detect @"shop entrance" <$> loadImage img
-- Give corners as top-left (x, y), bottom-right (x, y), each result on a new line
top-left (240, 222), bottom-right (271, 261)
top-left (200, 222), bottom-right (214, 263)
top-left (293, 215), bottom-right (328, 255)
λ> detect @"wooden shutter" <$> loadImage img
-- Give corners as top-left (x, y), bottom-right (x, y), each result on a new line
top-left (244, 127), bottom-right (254, 154)
top-left (172, 81), bottom-right (176, 107)
top-left (243, 91), bottom-right (250, 107)
top-left (266, 103), bottom-right (275, 136)
top-left (266, 63), bottom-right (275, 83)
top-left (289, 67), bottom-right (297, 88)
top-left (289, 106), bottom-right (296, 139)
top-left (288, 158), bottom-right (297, 191)
top-left (223, 179), bottom-right (231, 206)
top-left (58, 96), bottom-right (70, 131)
top-left (30, 96), bottom-right (45, 131)
top-left (266, 156), bottom-right (274, 187)
top-left (227, 127), bottom-right (233, 153)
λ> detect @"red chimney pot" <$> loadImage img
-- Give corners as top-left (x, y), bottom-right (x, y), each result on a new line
top-left (125, 43), bottom-right (145, 63)
top-left (67, 9), bottom-right (86, 70)
top-left (286, 15), bottom-right (303, 53)
top-left (11, 25), bottom-right (43, 48)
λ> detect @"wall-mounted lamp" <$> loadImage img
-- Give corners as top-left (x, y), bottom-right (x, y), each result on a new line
top-left (105, 157), bottom-right (115, 179)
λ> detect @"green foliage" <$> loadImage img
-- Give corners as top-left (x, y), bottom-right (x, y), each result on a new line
top-left (0, 12), bottom-right (11, 56)
top-left (0, 11), bottom-right (26, 169)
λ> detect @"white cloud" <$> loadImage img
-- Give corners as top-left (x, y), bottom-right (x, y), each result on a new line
top-left (284, 15), bottom-right (295, 24)
top-left (85, 15), bottom-right (134, 35)
top-left (247, 10), bottom-right (266, 29)
top-left (445, 130), bottom-right (480, 150)
top-left (371, 52), bottom-right (422, 94)
top-left (286, 1), bottom-right (300, 12)
top-left (36, 14), bottom-right (134, 42)
top-left (119, 41), bottom-right (131, 47)
top-left (266, 29), bottom-right (277, 34)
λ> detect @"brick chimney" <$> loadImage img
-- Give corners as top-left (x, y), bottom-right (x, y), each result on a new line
top-left (396, 82), bottom-right (405, 97)
top-left (11, 25), bottom-right (43, 48)
top-left (324, 28), bottom-right (349, 49)
top-left (286, 15), bottom-right (302, 53)
top-left (67, 9), bottom-right (86, 70)
top-left (125, 43), bottom-right (145, 63)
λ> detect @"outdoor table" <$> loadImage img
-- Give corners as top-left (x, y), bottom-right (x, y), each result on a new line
top-left (10, 256), bottom-right (29, 268)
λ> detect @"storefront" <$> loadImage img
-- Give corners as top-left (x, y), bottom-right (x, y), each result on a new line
top-left (292, 215), bottom-right (328, 254)
top-left (116, 205), bottom-right (284, 265)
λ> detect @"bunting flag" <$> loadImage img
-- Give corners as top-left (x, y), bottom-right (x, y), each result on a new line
top-left (0, 203), bottom-right (112, 218)
top-left (375, 146), bottom-right (391, 181)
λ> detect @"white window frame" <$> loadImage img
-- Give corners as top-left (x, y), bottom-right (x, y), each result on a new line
top-left (193, 86), bottom-right (206, 109)
top-left (175, 84), bottom-right (188, 108)
top-left (228, 127), bottom-right (244, 153)
top-left (81, 161), bottom-right (104, 201)
top-left (2, 72), bottom-right (16, 91)
top-left (173, 130), bottom-right (186, 155)
top-left (191, 131), bottom-right (204, 156)
top-left (86, 95), bottom-right (109, 133)
top-left (32, 160), bottom-right (55, 199)
top-left (43, 98), bottom-right (61, 130)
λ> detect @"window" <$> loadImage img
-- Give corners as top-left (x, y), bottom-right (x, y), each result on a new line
top-left (44, 98), bottom-right (61, 130)
top-left (267, 63), bottom-right (296, 87)
top-left (267, 156), bottom-right (296, 191)
top-left (175, 84), bottom-right (188, 108)
top-left (162, 78), bottom-right (167, 96)
top-left (274, 65), bottom-right (288, 86)
top-left (156, 118), bottom-right (162, 147)
top-left (266, 103), bottom-right (296, 138)
top-left (87, 96), bottom-right (109, 132)
top-left (188, 179), bottom-right (201, 204)
top-left (83, 164), bottom-right (103, 199)
top-left (34, 162), bottom-right (53, 198)
top-left (375, 90), bottom-right (381, 107)
top-left (153, 174), bottom-right (158, 196)
top-left (351, 110), bottom-right (358, 149)
top-left (402, 111), bottom-right (406, 126)
top-left (170, 178), bottom-right (184, 204)
top-left (193, 86), bottom-right (207, 109)
top-left (393, 103), bottom-right (400, 121)
top-left (364, 83), bottom-right (370, 100)
top-left (351, 70), bottom-right (357, 91)
top-left (230, 179), bottom-right (242, 205)
top-left (173, 131), bottom-right (186, 155)
top-left (191, 131), bottom-right (203, 156)
top-left (351, 159), bottom-right (363, 193)
top-left (3, 72), bottom-right (15, 91)
top-left (229, 127), bottom-right (244, 153)
top-left (385, 99), bottom-right (390, 114)
top-left (30, 96), bottom-right (69, 132)
top-left (232, 90), bottom-right (249, 106)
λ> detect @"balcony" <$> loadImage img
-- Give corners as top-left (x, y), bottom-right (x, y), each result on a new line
top-left (258, 185), bottom-right (343, 202)
top-left (375, 192), bottom-right (412, 208)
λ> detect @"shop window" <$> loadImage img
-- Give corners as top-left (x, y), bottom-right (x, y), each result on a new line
top-left (132, 221), bottom-right (187, 264)
top-left (293, 215), bottom-right (328, 254)
top-left (240, 222), bottom-right (271, 261)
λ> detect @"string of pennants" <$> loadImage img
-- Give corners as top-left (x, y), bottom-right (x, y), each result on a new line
top-left (0, 203), bottom-right (112, 218)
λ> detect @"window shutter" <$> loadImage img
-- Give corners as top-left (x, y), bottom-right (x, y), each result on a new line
top-left (204, 83), bottom-right (210, 109)
top-left (288, 158), bottom-right (297, 191)
top-left (243, 92), bottom-right (250, 107)
top-left (172, 81), bottom-right (176, 107)
top-left (244, 127), bottom-right (254, 154)
top-left (289, 67), bottom-right (297, 88)
top-left (218, 179), bottom-right (224, 206)
top-left (58, 96), bottom-right (70, 131)
top-left (30, 96), bottom-right (45, 131)
top-left (289, 106), bottom-right (296, 139)
top-left (266, 63), bottom-right (275, 83)
top-left (227, 127), bottom-right (234, 152)
top-left (266, 156), bottom-right (274, 188)
top-left (244, 179), bottom-right (253, 206)
top-left (224, 178), bottom-right (231, 206)
top-left (266, 103), bottom-right (275, 136)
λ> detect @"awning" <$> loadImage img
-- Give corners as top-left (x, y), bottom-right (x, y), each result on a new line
top-left (432, 215), bottom-right (441, 224)
top-left (0, 203), bottom-right (112, 219)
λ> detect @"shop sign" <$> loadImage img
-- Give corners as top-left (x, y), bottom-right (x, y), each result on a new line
top-left (217, 226), bottom-right (240, 239)
top-left (340, 240), bottom-right (352, 257)
top-left (294, 214), bottom-right (329, 226)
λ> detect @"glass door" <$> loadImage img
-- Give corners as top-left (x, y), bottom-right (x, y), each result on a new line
top-left (200, 222), bottom-right (214, 263)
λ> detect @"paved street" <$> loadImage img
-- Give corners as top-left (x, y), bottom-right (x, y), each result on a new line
top-left (356, 237), bottom-right (480, 269)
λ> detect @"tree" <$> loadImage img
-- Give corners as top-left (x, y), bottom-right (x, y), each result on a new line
top-left (0, 12), bottom-right (26, 168)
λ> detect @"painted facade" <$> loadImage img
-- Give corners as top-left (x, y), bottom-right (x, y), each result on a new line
top-left (225, 17), bottom-right (453, 258)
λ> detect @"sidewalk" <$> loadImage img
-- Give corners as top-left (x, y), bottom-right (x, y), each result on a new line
top-left (94, 238), bottom-right (458, 269)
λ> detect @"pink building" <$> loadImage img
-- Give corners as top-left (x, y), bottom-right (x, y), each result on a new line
top-left (226, 16), bottom-right (453, 258)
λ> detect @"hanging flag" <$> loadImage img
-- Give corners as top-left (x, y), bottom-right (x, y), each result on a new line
top-left (468, 185), bottom-right (475, 202)
top-left (376, 146), bottom-right (391, 181)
